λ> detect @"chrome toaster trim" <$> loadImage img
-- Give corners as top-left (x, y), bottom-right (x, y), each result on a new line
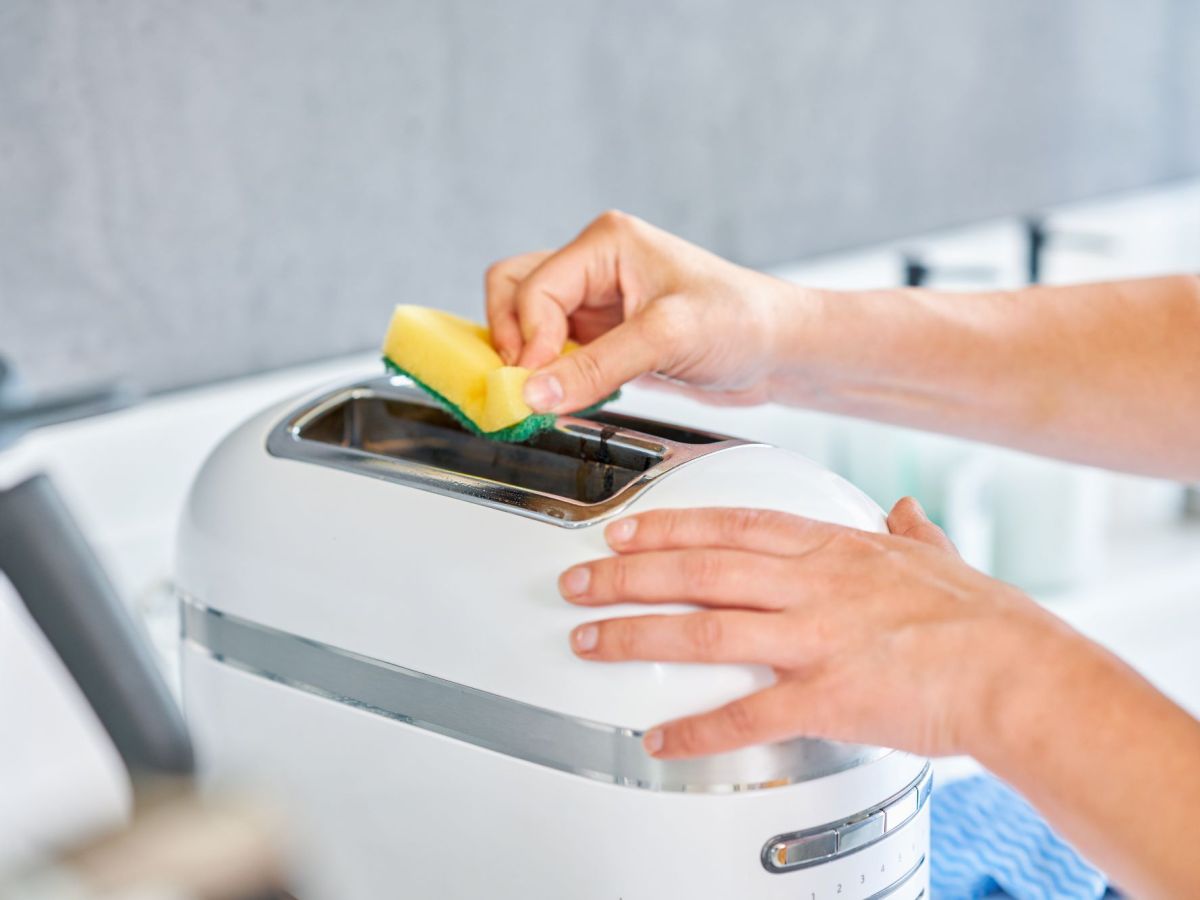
top-left (181, 600), bottom-right (891, 794)
top-left (265, 375), bottom-right (757, 528)
top-left (864, 857), bottom-right (927, 900)
top-left (761, 764), bottom-right (932, 873)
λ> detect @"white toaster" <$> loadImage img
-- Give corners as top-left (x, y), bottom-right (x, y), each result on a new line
top-left (176, 374), bottom-right (931, 899)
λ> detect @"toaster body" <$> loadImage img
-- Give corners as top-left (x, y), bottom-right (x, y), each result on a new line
top-left (177, 376), bottom-right (931, 899)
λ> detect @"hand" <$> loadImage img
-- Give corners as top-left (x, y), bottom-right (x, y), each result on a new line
top-left (559, 498), bottom-right (1083, 760)
top-left (484, 211), bottom-right (803, 414)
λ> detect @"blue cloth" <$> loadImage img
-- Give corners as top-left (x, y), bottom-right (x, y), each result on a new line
top-left (931, 774), bottom-right (1108, 900)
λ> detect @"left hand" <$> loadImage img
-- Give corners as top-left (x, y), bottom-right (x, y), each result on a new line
top-left (559, 498), bottom-right (1080, 760)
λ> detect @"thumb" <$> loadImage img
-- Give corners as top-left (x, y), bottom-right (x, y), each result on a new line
top-left (523, 319), bottom-right (659, 414)
top-left (886, 497), bottom-right (959, 555)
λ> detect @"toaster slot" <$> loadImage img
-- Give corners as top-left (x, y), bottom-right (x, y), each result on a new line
top-left (267, 377), bottom-right (753, 525)
top-left (297, 394), bottom-right (663, 505)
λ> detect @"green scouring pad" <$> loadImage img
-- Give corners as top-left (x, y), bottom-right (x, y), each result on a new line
top-left (381, 305), bottom-right (618, 443)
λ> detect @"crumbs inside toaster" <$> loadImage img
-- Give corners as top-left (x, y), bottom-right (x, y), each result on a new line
top-left (297, 393), bottom-right (667, 504)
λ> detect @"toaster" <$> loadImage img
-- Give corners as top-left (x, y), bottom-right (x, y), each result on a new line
top-left (176, 374), bottom-right (931, 899)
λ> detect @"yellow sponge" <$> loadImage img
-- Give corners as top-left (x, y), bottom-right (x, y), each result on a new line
top-left (381, 305), bottom-right (612, 441)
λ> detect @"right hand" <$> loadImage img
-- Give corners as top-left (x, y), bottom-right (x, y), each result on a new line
top-left (484, 211), bottom-right (802, 414)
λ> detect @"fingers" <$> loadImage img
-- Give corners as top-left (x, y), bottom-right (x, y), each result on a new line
top-left (485, 211), bottom-right (680, 411)
top-left (523, 317), bottom-right (661, 413)
top-left (559, 548), bottom-right (795, 610)
top-left (512, 212), bottom-right (631, 371)
top-left (603, 507), bottom-right (841, 557)
top-left (569, 610), bottom-right (793, 666)
top-left (511, 247), bottom-right (595, 369)
top-left (887, 497), bottom-right (958, 555)
top-left (642, 680), bottom-right (812, 758)
top-left (485, 251), bottom-right (551, 365)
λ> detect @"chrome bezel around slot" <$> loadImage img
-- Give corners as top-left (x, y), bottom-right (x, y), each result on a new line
top-left (265, 375), bottom-right (755, 528)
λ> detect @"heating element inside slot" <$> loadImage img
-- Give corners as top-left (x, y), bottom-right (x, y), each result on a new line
top-left (580, 411), bottom-right (724, 445)
top-left (298, 393), bottom-right (667, 504)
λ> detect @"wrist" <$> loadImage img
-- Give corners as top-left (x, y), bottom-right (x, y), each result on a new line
top-left (960, 601), bottom-right (1103, 766)
top-left (762, 280), bottom-right (840, 403)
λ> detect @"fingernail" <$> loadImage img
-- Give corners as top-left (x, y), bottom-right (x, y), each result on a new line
top-left (572, 624), bottom-right (598, 652)
top-left (560, 566), bottom-right (591, 598)
top-left (642, 729), bottom-right (664, 755)
top-left (524, 374), bottom-right (563, 411)
top-left (606, 518), bottom-right (638, 546)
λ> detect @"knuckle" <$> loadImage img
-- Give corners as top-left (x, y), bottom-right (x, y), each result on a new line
top-left (683, 550), bottom-right (723, 594)
top-left (605, 558), bottom-right (633, 599)
top-left (722, 700), bottom-right (758, 741)
top-left (569, 348), bottom-right (607, 392)
top-left (671, 717), bottom-right (701, 755)
top-left (593, 208), bottom-right (631, 233)
top-left (684, 614), bottom-right (724, 656)
top-left (831, 528), bottom-right (883, 556)
top-left (609, 621), bottom-right (639, 658)
top-left (484, 260), bottom-right (516, 294)
top-left (924, 522), bottom-right (951, 543)
top-left (655, 509), bottom-right (686, 544)
top-left (721, 507), bottom-right (767, 542)
top-left (512, 278), bottom-right (536, 311)
top-left (907, 523), bottom-right (939, 543)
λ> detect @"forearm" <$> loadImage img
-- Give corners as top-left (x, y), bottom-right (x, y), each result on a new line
top-left (770, 274), bottom-right (1200, 478)
top-left (971, 620), bottom-right (1200, 898)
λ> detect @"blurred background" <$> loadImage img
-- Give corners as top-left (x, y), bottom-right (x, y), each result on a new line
top-left (2, 1), bottom-right (1199, 896)
top-left (3, 0), bottom-right (1199, 392)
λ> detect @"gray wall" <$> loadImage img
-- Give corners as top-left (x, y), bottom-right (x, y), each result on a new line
top-left (3, 0), bottom-right (1198, 394)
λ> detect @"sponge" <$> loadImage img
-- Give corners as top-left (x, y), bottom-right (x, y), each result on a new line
top-left (381, 305), bottom-right (615, 442)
